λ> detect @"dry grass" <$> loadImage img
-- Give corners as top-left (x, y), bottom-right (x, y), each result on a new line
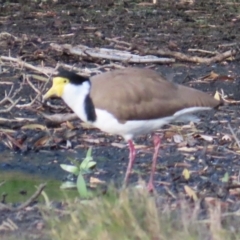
top-left (46, 186), bottom-right (240, 240)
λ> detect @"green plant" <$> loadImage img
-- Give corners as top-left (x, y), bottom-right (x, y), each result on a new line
top-left (60, 147), bottom-right (96, 198)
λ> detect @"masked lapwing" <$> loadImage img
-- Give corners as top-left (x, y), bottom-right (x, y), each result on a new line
top-left (43, 67), bottom-right (221, 191)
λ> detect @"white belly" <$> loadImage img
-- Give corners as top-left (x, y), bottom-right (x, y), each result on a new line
top-left (92, 106), bottom-right (211, 141)
top-left (92, 109), bottom-right (176, 141)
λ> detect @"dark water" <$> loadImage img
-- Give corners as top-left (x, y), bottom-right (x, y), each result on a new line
top-left (0, 150), bottom-right (84, 203)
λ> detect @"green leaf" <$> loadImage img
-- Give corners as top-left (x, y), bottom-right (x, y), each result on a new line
top-left (86, 161), bottom-right (97, 169)
top-left (60, 181), bottom-right (77, 189)
top-left (221, 172), bottom-right (229, 183)
top-left (60, 164), bottom-right (79, 175)
top-left (80, 161), bottom-right (97, 172)
top-left (77, 173), bottom-right (88, 198)
top-left (80, 147), bottom-right (95, 171)
top-left (68, 157), bottom-right (81, 168)
top-left (86, 147), bottom-right (92, 158)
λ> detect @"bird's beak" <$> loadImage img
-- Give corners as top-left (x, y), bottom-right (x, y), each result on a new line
top-left (43, 86), bottom-right (57, 100)
top-left (43, 77), bottom-right (65, 100)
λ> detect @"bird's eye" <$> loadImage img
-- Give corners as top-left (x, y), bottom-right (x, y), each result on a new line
top-left (64, 80), bottom-right (67, 83)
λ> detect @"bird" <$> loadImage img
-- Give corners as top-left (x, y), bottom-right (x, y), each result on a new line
top-left (43, 67), bottom-right (222, 191)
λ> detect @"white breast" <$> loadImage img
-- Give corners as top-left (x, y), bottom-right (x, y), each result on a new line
top-left (62, 82), bottom-right (91, 123)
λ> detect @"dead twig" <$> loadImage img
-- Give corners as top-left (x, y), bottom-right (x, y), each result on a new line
top-left (43, 101), bottom-right (67, 111)
top-left (16, 183), bottom-right (47, 211)
top-left (188, 48), bottom-right (218, 55)
top-left (16, 93), bottom-right (41, 108)
top-left (0, 83), bottom-right (23, 113)
top-left (228, 123), bottom-right (240, 149)
top-left (40, 112), bottom-right (78, 123)
top-left (0, 218), bottom-right (18, 231)
top-left (24, 74), bottom-right (41, 95)
top-left (0, 117), bottom-right (36, 124)
top-left (0, 183), bottom-right (47, 211)
top-left (1, 132), bottom-right (25, 150)
top-left (0, 55), bottom-right (55, 76)
top-left (145, 48), bottom-right (237, 64)
top-left (0, 97), bottom-right (21, 113)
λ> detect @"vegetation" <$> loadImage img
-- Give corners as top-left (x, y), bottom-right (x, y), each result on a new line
top-left (47, 187), bottom-right (240, 240)
top-left (60, 147), bottom-right (96, 198)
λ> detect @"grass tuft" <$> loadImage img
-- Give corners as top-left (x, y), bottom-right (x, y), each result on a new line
top-left (46, 186), bottom-right (240, 240)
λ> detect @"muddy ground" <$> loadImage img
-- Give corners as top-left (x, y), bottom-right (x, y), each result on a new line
top-left (1, 0), bottom-right (240, 239)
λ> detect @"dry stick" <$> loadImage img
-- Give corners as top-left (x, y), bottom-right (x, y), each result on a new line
top-left (5, 84), bottom-right (14, 100)
top-left (104, 37), bottom-right (133, 51)
top-left (188, 48), bottom-right (218, 55)
top-left (0, 97), bottom-right (21, 113)
top-left (105, 37), bottom-right (132, 47)
top-left (94, 32), bottom-right (236, 63)
top-left (40, 112), bottom-right (78, 123)
top-left (149, 49), bottom-right (237, 64)
top-left (25, 74), bottom-right (41, 94)
top-left (94, 63), bottom-right (125, 70)
top-left (50, 43), bottom-right (175, 64)
top-left (228, 123), bottom-right (240, 149)
top-left (10, 82), bottom-right (23, 99)
top-left (0, 85), bottom-right (15, 105)
top-left (0, 117), bottom-right (36, 124)
top-left (1, 132), bottom-right (25, 150)
top-left (0, 76), bottom-right (44, 109)
top-left (16, 93), bottom-right (41, 108)
top-left (219, 43), bottom-right (237, 48)
top-left (0, 95), bottom-right (13, 105)
top-left (15, 183), bottom-right (47, 211)
top-left (0, 183), bottom-right (47, 211)
top-left (0, 56), bottom-right (55, 76)
top-left (43, 101), bottom-right (67, 111)
top-left (0, 219), bottom-right (18, 231)
top-left (18, 64), bottom-right (58, 108)
top-left (0, 83), bottom-right (24, 112)
top-left (14, 74), bottom-right (43, 108)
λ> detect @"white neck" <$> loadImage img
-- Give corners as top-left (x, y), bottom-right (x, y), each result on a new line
top-left (62, 82), bottom-right (91, 122)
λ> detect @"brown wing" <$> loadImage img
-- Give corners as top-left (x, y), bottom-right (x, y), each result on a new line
top-left (90, 68), bottom-right (221, 121)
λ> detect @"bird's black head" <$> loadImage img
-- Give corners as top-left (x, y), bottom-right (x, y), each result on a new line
top-left (56, 68), bottom-right (90, 85)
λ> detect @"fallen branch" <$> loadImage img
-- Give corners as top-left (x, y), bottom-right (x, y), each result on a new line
top-left (50, 43), bottom-right (237, 64)
top-left (145, 48), bottom-right (237, 64)
top-left (0, 56), bottom-right (56, 76)
top-left (50, 43), bottom-right (175, 64)
top-left (0, 56), bottom-right (119, 79)
top-left (0, 183), bottom-right (47, 211)
top-left (15, 183), bottom-right (47, 211)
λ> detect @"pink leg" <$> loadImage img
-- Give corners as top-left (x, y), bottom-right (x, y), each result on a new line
top-left (147, 135), bottom-right (161, 192)
top-left (123, 140), bottom-right (136, 186)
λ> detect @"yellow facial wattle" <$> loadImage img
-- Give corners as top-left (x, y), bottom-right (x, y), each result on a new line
top-left (43, 77), bottom-right (69, 100)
